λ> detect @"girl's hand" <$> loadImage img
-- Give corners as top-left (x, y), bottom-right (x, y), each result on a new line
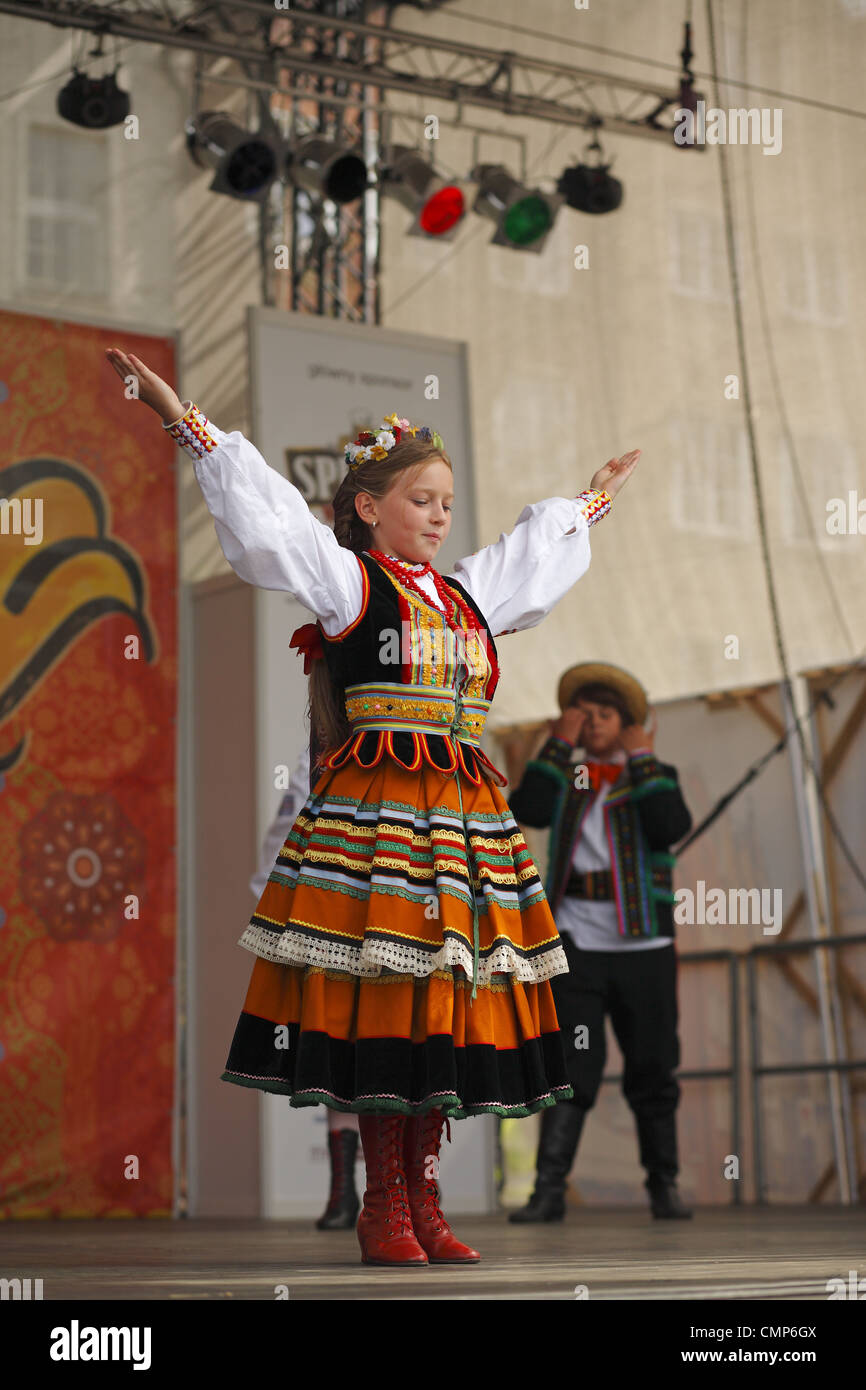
top-left (105, 348), bottom-right (185, 424)
top-left (590, 448), bottom-right (641, 499)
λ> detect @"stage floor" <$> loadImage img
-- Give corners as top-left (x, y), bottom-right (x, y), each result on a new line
top-left (4, 1206), bottom-right (865, 1300)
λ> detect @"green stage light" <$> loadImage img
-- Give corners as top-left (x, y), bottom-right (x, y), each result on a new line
top-left (471, 163), bottom-right (561, 252)
top-left (503, 196), bottom-right (553, 246)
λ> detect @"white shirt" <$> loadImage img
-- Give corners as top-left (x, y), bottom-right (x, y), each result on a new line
top-left (554, 750), bottom-right (673, 952)
top-left (165, 402), bottom-right (608, 638)
top-left (378, 561), bottom-right (447, 613)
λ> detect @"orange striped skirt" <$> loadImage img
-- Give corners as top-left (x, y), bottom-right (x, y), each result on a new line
top-left (220, 747), bottom-right (574, 1118)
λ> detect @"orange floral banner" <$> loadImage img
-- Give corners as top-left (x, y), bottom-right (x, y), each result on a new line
top-left (0, 311), bottom-right (177, 1217)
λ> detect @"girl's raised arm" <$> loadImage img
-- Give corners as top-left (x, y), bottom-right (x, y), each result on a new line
top-left (449, 450), bottom-right (639, 637)
top-left (105, 349), bottom-right (365, 635)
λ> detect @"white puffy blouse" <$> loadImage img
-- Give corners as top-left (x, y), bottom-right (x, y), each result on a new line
top-left (164, 401), bottom-right (612, 637)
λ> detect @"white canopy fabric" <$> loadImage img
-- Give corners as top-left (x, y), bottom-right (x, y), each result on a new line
top-left (379, 0), bottom-right (866, 726)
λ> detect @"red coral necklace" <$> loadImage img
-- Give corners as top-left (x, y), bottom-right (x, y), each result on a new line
top-left (367, 548), bottom-right (499, 695)
top-left (369, 549), bottom-right (457, 623)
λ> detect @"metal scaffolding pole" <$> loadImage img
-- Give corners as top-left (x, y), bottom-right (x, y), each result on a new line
top-left (285, 0), bottom-right (382, 322)
top-left (783, 677), bottom-right (856, 1203)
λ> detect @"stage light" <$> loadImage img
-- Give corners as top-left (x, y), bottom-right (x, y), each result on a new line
top-left (556, 161), bottom-right (623, 214)
top-left (286, 135), bottom-right (368, 205)
top-left (57, 67), bottom-right (130, 130)
top-left (556, 129), bottom-right (623, 215)
top-left (470, 164), bottom-right (560, 252)
top-left (379, 145), bottom-right (465, 238)
top-left (185, 111), bottom-right (281, 202)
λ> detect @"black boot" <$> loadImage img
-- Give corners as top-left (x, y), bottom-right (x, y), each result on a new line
top-left (316, 1128), bottom-right (360, 1230)
top-left (508, 1103), bottom-right (585, 1223)
top-left (647, 1179), bottom-right (693, 1219)
top-left (636, 1113), bottom-right (693, 1220)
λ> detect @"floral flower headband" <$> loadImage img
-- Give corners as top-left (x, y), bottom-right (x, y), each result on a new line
top-left (344, 412), bottom-right (444, 471)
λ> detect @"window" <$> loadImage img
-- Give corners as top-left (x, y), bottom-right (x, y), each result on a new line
top-left (778, 434), bottom-right (860, 548)
top-left (491, 372), bottom-right (579, 486)
top-left (777, 235), bottom-right (846, 326)
top-left (25, 125), bottom-right (109, 296)
top-left (668, 207), bottom-right (730, 302)
top-left (669, 416), bottom-right (754, 537)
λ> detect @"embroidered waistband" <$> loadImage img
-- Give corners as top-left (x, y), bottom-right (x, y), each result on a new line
top-left (563, 868), bottom-right (614, 901)
top-left (344, 681), bottom-right (491, 747)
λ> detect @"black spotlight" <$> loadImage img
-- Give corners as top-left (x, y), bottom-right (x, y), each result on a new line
top-left (286, 135), bottom-right (368, 205)
top-left (185, 111), bottom-right (282, 203)
top-left (557, 131), bottom-right (623, 215)
top-left (57, 68), bottom-right (131, 130)
top-left (557, 161), bottom-right (623, 214)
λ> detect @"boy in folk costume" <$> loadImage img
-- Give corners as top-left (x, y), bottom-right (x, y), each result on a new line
top-left (106, 347), bottom-right (640, 1267)
top-left (507, 664), bottom-right (694, 1221)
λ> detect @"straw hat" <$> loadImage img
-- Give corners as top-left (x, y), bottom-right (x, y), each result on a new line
top-left (557, 661), bottom-right (648, 725)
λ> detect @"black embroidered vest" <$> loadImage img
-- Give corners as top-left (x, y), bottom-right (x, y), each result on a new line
top-left (315, 551), bottom-right (505, 786)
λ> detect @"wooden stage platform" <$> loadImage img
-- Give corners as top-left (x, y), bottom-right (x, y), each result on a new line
top-left (4, 1206), bottom-right (864, 1301)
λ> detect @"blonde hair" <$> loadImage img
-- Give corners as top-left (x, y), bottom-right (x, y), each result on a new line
top-left (309, 438), bottom-right (453, 760)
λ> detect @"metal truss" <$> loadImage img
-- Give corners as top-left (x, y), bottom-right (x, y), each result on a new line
top-left (0, 0), bottom-right (696, 140)
top-left (1, 0), bottom-right (698, 322)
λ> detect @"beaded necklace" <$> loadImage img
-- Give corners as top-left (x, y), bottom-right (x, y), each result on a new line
top-left (368, 549), bottom-right (456, 622)
top-left (367, 548), bottom-right (497, 695)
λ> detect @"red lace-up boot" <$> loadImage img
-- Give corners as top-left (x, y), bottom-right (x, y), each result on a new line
top-left (356, 1114), bottom-right (428, 1266)
top-left (404, 1108), bottom-right (481, 1263)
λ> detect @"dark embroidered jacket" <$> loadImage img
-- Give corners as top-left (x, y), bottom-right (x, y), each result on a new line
top-left (508, 734), bottom-right (692, 939)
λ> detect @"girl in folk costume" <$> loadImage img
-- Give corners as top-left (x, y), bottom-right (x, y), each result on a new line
top-left (105, 347), bottom-right (640, 1267)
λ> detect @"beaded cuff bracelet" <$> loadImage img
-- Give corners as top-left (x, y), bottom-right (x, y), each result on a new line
top-left (162, 401), bottom-right (218, 459)
top-left (575, 489), bottom-right (613, 526)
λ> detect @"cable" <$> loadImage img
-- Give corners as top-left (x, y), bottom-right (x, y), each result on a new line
top-left (697, 0), bottom-right (866, 899)
top-left (706, 0), bottom-right (791, 691)
top-left (735, 9), bottom-right (857, 658)
top-left (382, 217), bottom-right (486, 318)
top-left (0, 35), bottom-right (137, 105)
top-left (0, 69), bottom-right (72, 104)
top-left (676, 654), bottom-right (866, 899)
top-left (446, 7), bottom-right (866, 122)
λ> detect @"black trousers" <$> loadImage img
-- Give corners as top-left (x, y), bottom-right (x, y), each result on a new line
top-left (552, 932), bottom-right (682, 1182)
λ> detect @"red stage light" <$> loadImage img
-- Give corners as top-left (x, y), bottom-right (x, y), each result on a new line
top-left (419, 185), bottom-right (465, 236)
